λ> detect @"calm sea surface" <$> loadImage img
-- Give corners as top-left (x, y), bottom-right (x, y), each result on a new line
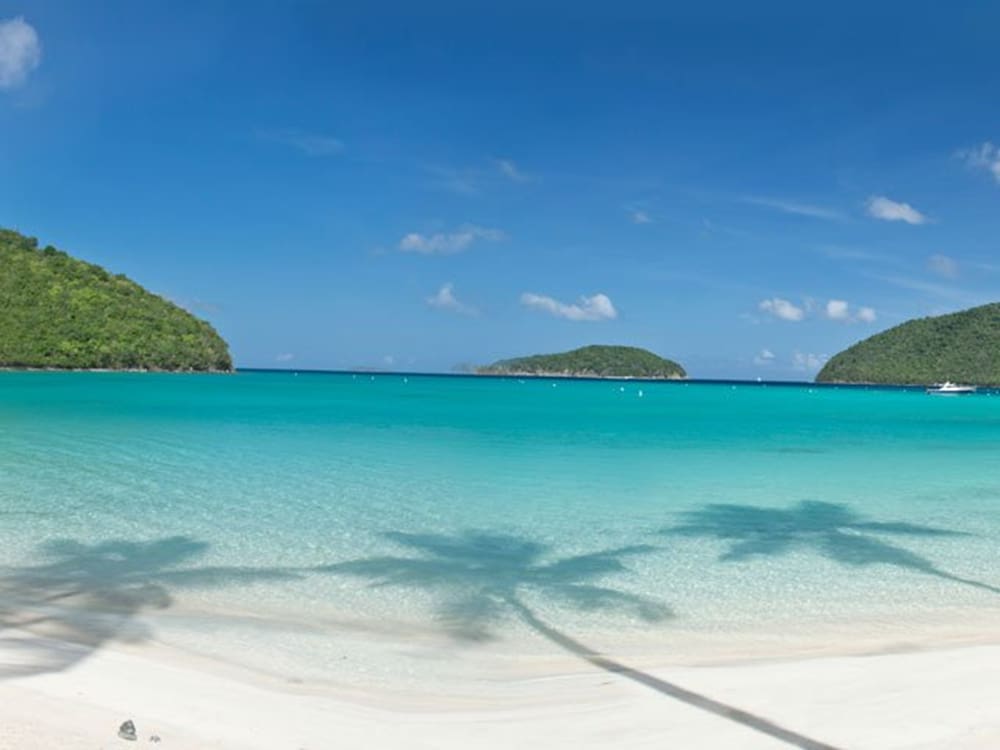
top-left (2, 371), bottom-right (999, 685)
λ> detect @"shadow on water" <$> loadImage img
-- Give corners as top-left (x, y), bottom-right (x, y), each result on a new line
top-left (323, 530), bottom-right (840, 750)
top-left (0, 536), bottom-right (301, 678)
top-left (665, 500), bottom-right (1000, 594)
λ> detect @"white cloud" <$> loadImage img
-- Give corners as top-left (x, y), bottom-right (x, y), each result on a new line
top-left (823, 299), bottom-right (877, 323)
top-left (275, 353), bottom-right (294, 363)
top-left (520, 292), bottom-right (618, 322)
top-left (399, 225), bottom-right (504, 255)
top-left (927, 254), bottom-right (959, 279)
top-left (754, 348), bottom-right (775, 365)
top-left (383, 355), bottom-right (395, 367)
top-left (628, 209), bottom-right (653, 224)
top-left (742, 196), bottom-right (844, 221)
top-left (264, 128), bottom-right (344, 156)
top-left (0, 17), bottom-right (41, 89)
top-left (760, 296), bottom-right (876, 324)
top-left (866, 196), bottom-right (927, 225)
top-left (792, 351), bottom-right (828, 371)
top-left (958, 142), bottom-right (1000, 183)
top-left (426, 282), bottom-right (478, 316)
top-left (493, 158), bottom-right (532, 182)
top-left (758, 297), bottom-right (805, 322)
top-left (824, 299), bottom-right (850, 320)
top-left (856, 306), bottom-right (877, 323)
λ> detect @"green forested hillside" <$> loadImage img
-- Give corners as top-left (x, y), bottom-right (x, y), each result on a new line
top-left (816, 303), bottom-right (1000, 385)
top-left (0, 229), bottom-right (232, 371)
top-left (478, 345), bottom-right (686, 379)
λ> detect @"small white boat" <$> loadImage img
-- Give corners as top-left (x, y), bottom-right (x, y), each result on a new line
top-left (926, 381), bottom-right (977, 395)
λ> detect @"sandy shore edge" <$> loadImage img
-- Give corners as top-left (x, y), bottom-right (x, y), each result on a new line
top-left (2, 635), bottom-right (999, 750)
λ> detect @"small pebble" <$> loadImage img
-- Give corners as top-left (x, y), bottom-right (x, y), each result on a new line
top-left (118, 720), bottom-right (137, 742)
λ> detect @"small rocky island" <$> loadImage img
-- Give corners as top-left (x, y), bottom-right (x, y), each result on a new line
top-left (0, 228), bottom-right (232, 371)
top-left (478, 345), bottom-right (686, 379)
top-left (817, 302), bottom-right (1000, 386)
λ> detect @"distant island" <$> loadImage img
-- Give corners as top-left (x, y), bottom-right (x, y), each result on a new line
top-left (0, 228), bottom-right (232, 371)
top-left (478, 345), bottom-right (686, 379)
top-left (817, 302), bottom-right (1000, 386)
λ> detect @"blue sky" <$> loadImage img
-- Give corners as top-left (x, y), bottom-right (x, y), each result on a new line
top-left (2, 1), bottom-right (999, 378)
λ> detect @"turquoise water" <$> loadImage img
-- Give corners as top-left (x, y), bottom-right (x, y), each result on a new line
top-left (2, 372), bottom-right (999, 684)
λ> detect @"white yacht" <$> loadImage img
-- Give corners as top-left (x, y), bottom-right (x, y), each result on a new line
top-left (926, 381), bottom-right (977, 395)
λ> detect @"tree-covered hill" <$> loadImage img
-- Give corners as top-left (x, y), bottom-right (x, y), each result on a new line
top-left (478, 345), bottom-right (686, 379)
top-left (816, 303), bottom-right (1000, 385)
top-left (0, 229), bottom-right (232, 371)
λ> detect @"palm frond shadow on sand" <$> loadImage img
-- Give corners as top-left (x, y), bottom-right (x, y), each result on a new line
top-left (665, 500), bottom-right (999, 594)
top-left (321, 530), bottom-right (840, 750)
top-left (0, 536), bottom-right (302, 678)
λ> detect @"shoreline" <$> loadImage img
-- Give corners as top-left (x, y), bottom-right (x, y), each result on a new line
top-left (2, 628), bottom-right (1000, 749)
top-left (147, 597), bottom-right (1000, 683)
top-left (6, 367), bottom-right (1000, 390)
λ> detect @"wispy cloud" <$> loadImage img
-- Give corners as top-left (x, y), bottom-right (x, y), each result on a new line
top-left (792, 352), bottom-right (828, 371)
top-left (262, 128), bottom-right (344, 156)
top-left (871, 274), bottom-right (984, 305)
top-left (275, 353), bottom-right (294, 363)
top-left (426, 283), bottom-right (478, 316)
top-left (424, 164), bottom-right (482, 195)
top-left (0, 17), bottom-right (41, 89)
top-left (520, 292), bottom-right (618, 322)
top-left (970, 260), bottom-right (1000, 274)
top-left (741, 196), bottom-right (844, 221)
top-left (957, 142), bottom-right (1000, 183)
top-left (399, 225), bottom-right (504, 255)
top-left (759, 297), bottom-right (805, 322)
top-left (926, 254), bottom-right (959, 279)
top-left (425, 158), bottom-right (535, 194)
top-left (866, 196), bottom-right (927, 225)
top-left (820, 246), bottom-right (898, 265)
top-left (492, 158), bottom-right (533, 183)
top-left (753, 348), bottom-right (775, 366)
top-left (627, 208), bottom-right (653, 224)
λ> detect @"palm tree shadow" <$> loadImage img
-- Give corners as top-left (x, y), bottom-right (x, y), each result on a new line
top-left (0, 536), bottom-right (303, 679)
top-left (665, 500), bottom-right (999, 594)
top-left (321, 530), bottom-right (840, 750)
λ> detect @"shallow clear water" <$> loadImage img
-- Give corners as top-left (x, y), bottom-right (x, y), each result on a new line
top-left (2, 372), bottom-right (999, 686)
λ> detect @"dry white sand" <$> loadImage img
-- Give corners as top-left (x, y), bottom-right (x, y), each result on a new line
top-left (2, 632), bottom-right (999, 750)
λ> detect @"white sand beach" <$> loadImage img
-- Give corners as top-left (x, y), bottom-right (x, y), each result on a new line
top-left (2, 631), bottom-right (999, 750)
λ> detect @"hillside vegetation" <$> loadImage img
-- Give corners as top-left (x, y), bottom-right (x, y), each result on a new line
top-left (0, 228), bottom-right (232, 371)
top-left (817, 303), bottom-right (1000, 385)
top-left (479, 345), bottom-right (686, 379)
